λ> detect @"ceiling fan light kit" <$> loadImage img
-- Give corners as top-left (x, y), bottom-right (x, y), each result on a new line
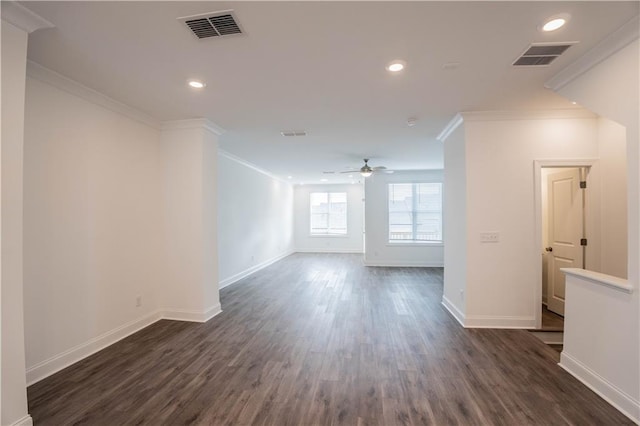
top-left (339, 159), bottom-right (388, 178)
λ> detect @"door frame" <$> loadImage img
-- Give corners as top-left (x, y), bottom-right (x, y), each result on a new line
top-left (533, 159), bottom-right (597, 329)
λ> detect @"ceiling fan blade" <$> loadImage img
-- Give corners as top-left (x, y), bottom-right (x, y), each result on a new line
top-left (372, 166), bottom-right (387, 170)
top-left (339, 170), bottom-right (359, 174)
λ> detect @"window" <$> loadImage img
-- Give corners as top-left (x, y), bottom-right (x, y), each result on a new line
top-left (388, 183), bottom-right (442, 242)
top-left (310, 192), bottom-right (347, 235)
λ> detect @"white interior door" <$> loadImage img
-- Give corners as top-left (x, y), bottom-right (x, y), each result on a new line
top-left (546, 168), bottom-right (584, 316)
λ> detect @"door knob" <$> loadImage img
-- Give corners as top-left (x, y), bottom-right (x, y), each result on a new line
top-left (545, 247), bottom-right (553, 252)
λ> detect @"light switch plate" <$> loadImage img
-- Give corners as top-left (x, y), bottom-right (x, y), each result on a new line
top-left (480, 232), bottom-right (500, 243)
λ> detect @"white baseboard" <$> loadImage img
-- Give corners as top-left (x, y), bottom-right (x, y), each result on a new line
top-left (26, 303), bottom-right (223, 386)
top-left (219, 250), bottom-right (295, 289)
top-left (560, 352), bottom-right (640, 424)
top-left (464, 315), bottom-right (536, 329)
top-left (363, 259), bottom-right (444, 267)
top-left (441, 296), bottom-right (465, 326)
top-left (295, 248), bottom-right (364, 254)
top-left (26, 310), bottom-right (162, 386)
top-left (162, 303), bottom-right (222, 323)
top-left (10, 415), bottom-right (33, 426)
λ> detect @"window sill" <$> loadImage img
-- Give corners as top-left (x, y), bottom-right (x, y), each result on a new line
top-left (386, 241), bottom-right (443, 247)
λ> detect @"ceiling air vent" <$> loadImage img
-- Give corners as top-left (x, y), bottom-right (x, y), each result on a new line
top-left (513, 42), bottom-right (577, 67)
top-left (179, 10), bottom-right (242, 39)
top-left (280, 131), bottom-right (307, 137)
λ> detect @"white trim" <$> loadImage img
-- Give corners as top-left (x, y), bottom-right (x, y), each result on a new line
top-left (162, 304), bottom-right (222, 323)
top-left (219, 250), bottom-right (295, 289)
top-left (9, 415), bottom-right (33, 426)
top-left (464, 315), bottom-right (536, 329)
top-left (218, 149), bottom-right (289, 184)
top-left (295, 248), bottom-right (363, 254)
top-left (562, 268), bottom-right (633, 293)
top-left (24, 305), bottom-right (225, 386)
top-left (1, 2), bottom-right (53, 33)
top-left (386, 242), bottom-right (443, 247)
top-left (26, 61), bottom-right (160, 129)
top-left (202, 304), bottom-right (223, 322)
top-left (362, 259), bottom-right (444, 267)
top-left (25, 310), bottom-right (162, 386)
top-left (161, 118), bottom-right (225, 136)
top-left (460, 109), bottom-right (596, 122)
top-left (441, 296), bottom-right (465, 326)
top-left (436, 113), bottom-right (463, 142)
top-left (560, 351), bottom-right (640, 424)
top-left (533, 159), bottom-right (598, 330)
top-left (546, 16), bottom-right (640, 91)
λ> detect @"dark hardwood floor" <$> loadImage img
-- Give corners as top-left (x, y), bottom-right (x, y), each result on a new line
top-left (541, 305), bottom-right (564, 332)
top-left (28, 253), bottom-right (632, 425)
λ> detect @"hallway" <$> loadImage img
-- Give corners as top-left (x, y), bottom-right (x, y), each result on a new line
top-left (28, 254), bottom-right (631, 425)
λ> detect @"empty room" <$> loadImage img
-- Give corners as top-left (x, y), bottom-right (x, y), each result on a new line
top-left (2, 1), bottom-right (639, 425)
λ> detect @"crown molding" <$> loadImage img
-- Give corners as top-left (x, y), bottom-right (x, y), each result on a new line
top-left (27, 61), bottom-right (161, 129)
top-left (436, 114), bottom-right (463, 142)
top-left (218, 149), bottom-right (289, 184)
top-left (161, 118), bottom-right (225, 136)
top-left (1, 1), bottom-right (53, 33)
top-left (435, 108), bottom-right (596, 142)
top-left (459, 108), bottom-right (597, 122)
top-left (546, 15), bottom-right (639, 91)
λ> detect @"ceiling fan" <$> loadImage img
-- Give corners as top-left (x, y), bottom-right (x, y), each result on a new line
top-left (340, 158), bottom-right (390, 177)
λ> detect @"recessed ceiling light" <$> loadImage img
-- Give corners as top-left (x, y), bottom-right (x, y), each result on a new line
top-left (348, 175), bottom-right (353, 178)
top-left (188, 79), bottom-right (205, 89)
top-left (541, 14), bottom-right (570, 32)
top-left (320, 178), bottom-right (328, 182)
top-left (287, 176), bottom-right (293, 179)
top-left (386, 60), bottom-right (406, 72)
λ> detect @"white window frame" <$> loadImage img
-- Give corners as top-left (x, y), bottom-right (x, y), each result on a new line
top-left (309, 192), bottom-right (348, 236)
top-left (388, 182), bottom-right (443, 243)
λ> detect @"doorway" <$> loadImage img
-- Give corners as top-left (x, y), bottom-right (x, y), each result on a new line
top-left (542, 167), bottom-right (587, 317)
top-left (533, 160), bottom-right (596, 330)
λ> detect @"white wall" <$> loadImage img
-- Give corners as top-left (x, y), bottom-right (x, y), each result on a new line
top-left (562, 271), bottom-right (638, 422)
top-left (218, 151), bottom-right (294, 288)
top-left (159, 122), bottom-right (221, 320)
top-left (364, 170), bottom-right (444, 267)
top-left (558, 39), bottom-right (639, 287)
top-left (1, 20), bottom-right (31, 426)
top-left (555, 37), bottom-right (639, 422)
top-left (449, 114), bottom-right (600, 327)
top-left (23, 76), bottom-right (164, 383)
top-left (442, 125), bottom-right (467, 323)
top-left (294, 184), bottom-right (363, 253)
top-left (596, 117), bottom-right (627, 279)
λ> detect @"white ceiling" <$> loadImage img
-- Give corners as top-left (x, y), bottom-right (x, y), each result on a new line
top-left (22, 1), bottom-right (639, 184)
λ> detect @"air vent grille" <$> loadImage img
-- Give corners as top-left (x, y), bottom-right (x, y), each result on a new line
top-left (513, 42), bottom-right (576, 67)
top-left (281, 131), bottom-right (307, 137)
top-left (181, 11), bottom-right (242, 39)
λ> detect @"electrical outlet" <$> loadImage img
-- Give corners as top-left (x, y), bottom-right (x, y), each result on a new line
top-left (480, 232), bottom-right (500, 243)
top-left (459, 289), bottom-right (464, 300)
top-left (136, 296), bottom-right (142, 307)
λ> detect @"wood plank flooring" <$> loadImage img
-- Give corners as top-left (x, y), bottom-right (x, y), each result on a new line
top-left (541, 305), bottom-right (564, 332)
top-left (28, 253), bottom-right (632, 425)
